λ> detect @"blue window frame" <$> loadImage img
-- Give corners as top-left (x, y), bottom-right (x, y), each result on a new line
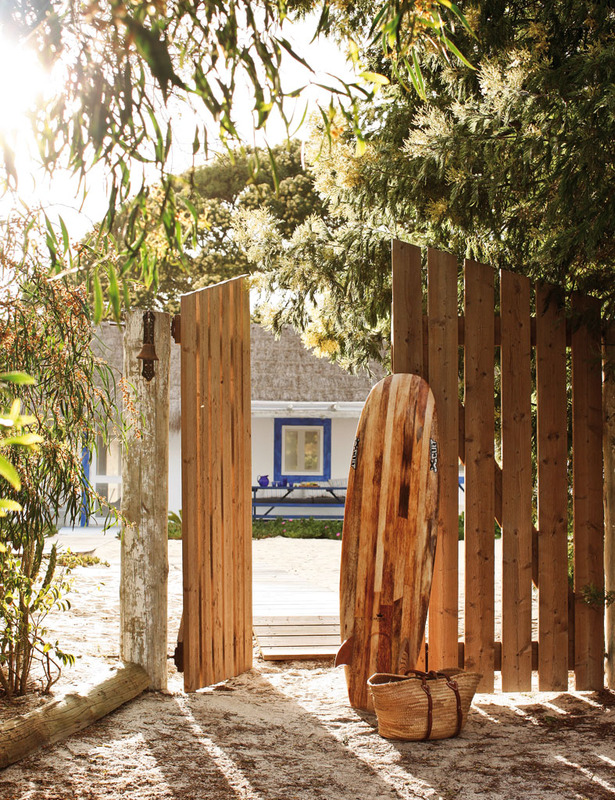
top-left (274, 418), bottom-right (331, 483)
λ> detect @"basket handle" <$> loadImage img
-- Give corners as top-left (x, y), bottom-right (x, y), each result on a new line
top-left (446, 677), bottom-right (463, 736)
top-left (419, 674), bottom-right (434, 740)
top-left (403, 669), bottom-right (463, 739)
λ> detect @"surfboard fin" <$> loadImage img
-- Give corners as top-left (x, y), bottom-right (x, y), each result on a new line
top-left (335, 636), bottom-right (354, 667)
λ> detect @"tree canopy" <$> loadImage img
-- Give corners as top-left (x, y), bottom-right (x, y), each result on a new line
top-left (243, 0), bottom-right (615, 369)
top-left (105, 140), bottom-right (325, 312)
top-left (0, 1), bottom-right (472, 321)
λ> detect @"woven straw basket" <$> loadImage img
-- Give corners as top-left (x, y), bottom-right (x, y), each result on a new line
top-left (367, 668), bottom-right (482, 741)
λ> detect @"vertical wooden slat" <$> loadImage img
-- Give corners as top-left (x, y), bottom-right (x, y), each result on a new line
top-left (220, 284), bottom-right (235, 678)
top-left (535, 284), bottom-right (569, 690)
top-left (196, 289), bottom-right (213, 688)
top-left (391, 239), bottom-right (426, 669)
top-left (207, 285), bottom-right (225, 683)
top-left (426, 248), bottom-right (459, 671)
top-left (230, 278), bottom-right (251, 674)
top-left (241, 283), bottom-right (253, 674)
top-left (604, 324), bottom-right (615, 690)
top-left (572, 293), bottom-right (605, 690)
top-left (391, 240), bottom-right (424, 377)
top-left (180, 292), bottom-right (202, 691)
top-left (500, 270), bottom-right (533, 691)
top-left (230, 280), bottom-right (242, 674)
top-left (464, 259), bottom-right (495, 691)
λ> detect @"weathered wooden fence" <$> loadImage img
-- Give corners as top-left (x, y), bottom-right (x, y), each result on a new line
top-left (180, 277), bottom-right (252, 692)
top-left (392, 242), bottom-right (605, 692)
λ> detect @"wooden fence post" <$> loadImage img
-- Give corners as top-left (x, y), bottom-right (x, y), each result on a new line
top-left (120, 310), bottom-right (171, 691)
top-left (605, 325), bottom-right (615, 689)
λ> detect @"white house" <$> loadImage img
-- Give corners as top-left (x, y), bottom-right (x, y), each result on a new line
top-left (87, 322), bottom-right (383, 523)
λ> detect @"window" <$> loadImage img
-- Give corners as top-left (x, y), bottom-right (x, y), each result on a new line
top-left (274, 418), bottom-right (331, 482)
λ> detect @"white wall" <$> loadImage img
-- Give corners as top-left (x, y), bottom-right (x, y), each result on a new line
top-left (168, 431), bottom-right (182, 515)
top-left (330, 417), bottom-right (360, 479)
top-left (251, 418), bottom-right (275, 485)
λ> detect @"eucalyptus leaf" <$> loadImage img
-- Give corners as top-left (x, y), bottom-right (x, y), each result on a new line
top-left (2, 433), bottom-right (44, 447)
top-left (0, 372), bottom-right (36, 385)
top-left (0, 454), bottom-right (21, 490)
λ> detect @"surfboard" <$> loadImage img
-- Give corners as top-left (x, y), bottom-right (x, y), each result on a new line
top-left (335, 374), bottom-right (440, 711)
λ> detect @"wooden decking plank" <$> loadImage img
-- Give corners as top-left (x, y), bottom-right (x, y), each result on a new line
top-left (253, 607), bottom-right (338, 616)
top-left (253, 613), bottom-right (341, 660)
top-left (253, 616), bottom-right (339, 626)
top-left (255, 631), bottom-right (341, 641)
top-left (259, 647), bottom-right (339, 661)
top-left (256, 635), bottom-right (340, 646)
top-left (253, 625), bottom-right (340, 635)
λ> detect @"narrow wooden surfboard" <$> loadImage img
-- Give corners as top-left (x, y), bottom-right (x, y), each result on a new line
top-left (336, 374), bottom-right (440, 711)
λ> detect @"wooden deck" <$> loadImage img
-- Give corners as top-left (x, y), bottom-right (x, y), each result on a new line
top-left (252, 616), bottom-right (340, 660)
top-left (252, 565), bottom-right (340, 660)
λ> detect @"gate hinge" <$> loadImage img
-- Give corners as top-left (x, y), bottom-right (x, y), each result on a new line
top-left (171, 314), bottom-right (181, 344)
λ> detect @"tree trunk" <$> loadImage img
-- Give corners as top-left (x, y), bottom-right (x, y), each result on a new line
top-left (120, 311), bottom-right (171, 691)
top-left (0, 663), bottom-right (149, 769)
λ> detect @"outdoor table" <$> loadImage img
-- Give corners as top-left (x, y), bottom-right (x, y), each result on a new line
top-left (251, 484), bottom-right (347, 520)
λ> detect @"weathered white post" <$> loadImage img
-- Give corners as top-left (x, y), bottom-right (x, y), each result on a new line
top-left (120, 310), bottom-right (170, 691)
top-left (605, 325), bottom-right (615, 689)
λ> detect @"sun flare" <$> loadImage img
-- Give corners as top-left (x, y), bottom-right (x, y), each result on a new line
top-left (0, 33), bottom-right (47, 142)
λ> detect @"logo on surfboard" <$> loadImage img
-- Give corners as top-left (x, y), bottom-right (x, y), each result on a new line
top-left (429, 439), bottom-right (438, 472)
top-left (351, 436), bottom-right (360, 469)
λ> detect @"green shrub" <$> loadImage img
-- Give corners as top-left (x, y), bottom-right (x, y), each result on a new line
top-left (0, 219), bottom-right (117, 697)
top-left (252, 517), bottom-right (343, 540)
top-left (55, 550), bottom-right (110, 569)
top-left (168, 510), bottom-right (182, 540)
top-left (168, 511), bottom-right (343, 541)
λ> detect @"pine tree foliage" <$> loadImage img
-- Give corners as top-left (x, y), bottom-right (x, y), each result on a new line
top-left (243, 0), bottom-right (615, 368)
top-left (83, 141), bottom-right (324, 313)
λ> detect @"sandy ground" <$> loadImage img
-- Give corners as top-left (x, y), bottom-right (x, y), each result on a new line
top-left (0, 532), bottom-right (614, 800)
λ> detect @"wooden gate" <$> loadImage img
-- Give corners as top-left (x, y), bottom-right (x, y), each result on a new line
top-left (392, 242), bottom-right (605, 692)
top-left (179, 277), bottom-right (252, 692)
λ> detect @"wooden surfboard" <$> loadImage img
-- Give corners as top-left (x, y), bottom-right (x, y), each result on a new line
top-left (335, 374), bottom-right (440, 711)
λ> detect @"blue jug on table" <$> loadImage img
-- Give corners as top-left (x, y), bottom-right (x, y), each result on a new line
top-left (257, 475), bottom-right (269, 487)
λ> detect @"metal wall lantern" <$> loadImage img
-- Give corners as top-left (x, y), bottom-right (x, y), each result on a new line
top-left (137, 310), bottom-right (159, 381)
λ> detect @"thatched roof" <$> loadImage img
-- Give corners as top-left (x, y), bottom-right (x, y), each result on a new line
top-left (250, 324), bottom-right (382, 402)
top-left (95, 321), bottom-right (383, 431)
